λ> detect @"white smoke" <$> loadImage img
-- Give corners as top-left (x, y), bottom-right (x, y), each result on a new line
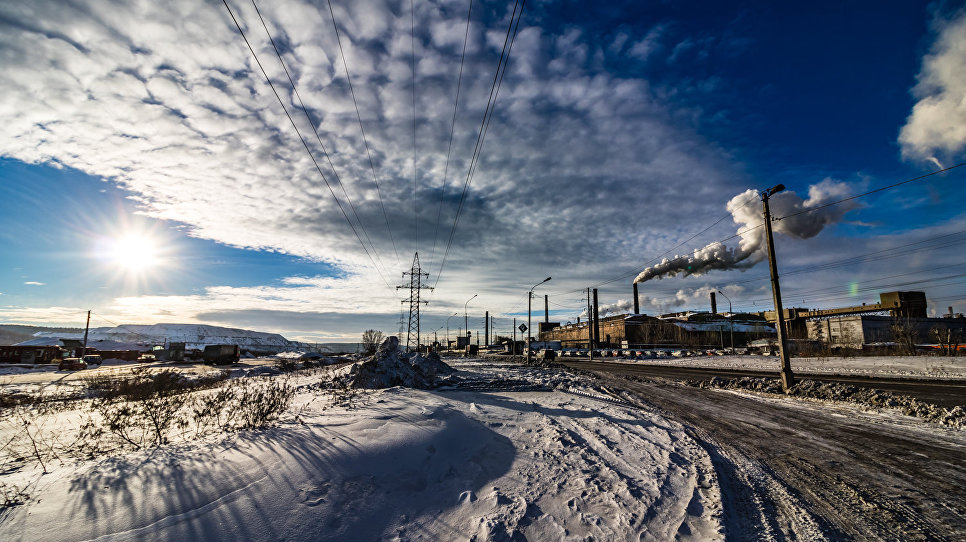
top-left (579, 298), bottom-right (635, 319)
top-left (634, 179), bottom-right (857, 283)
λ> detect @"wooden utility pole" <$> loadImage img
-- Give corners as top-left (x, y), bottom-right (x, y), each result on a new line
top-left (762, 185), bottom-right (796, 390)
top-left (82, 310), bottom-right (91, 358)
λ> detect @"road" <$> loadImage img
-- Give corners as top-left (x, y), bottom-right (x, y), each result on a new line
top-left (563, 361), bottom-right (966, 540)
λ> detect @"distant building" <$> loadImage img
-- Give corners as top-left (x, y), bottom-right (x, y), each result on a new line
top-left (538, 313), bottom-right (775, 349)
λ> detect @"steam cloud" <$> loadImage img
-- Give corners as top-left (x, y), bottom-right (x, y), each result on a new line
top-left (579, 299), bottom-right (634, 319)
top-left (634, 179), bottom-right (857, 283)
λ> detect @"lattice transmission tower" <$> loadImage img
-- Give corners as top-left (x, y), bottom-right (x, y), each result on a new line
top-left (397, 252), bottom-right (432, 352)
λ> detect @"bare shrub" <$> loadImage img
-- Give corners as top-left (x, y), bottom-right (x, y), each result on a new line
top-left (274, 357), bottom-right (299, 372)
top-left (232, 378), bottom-right (295, 429)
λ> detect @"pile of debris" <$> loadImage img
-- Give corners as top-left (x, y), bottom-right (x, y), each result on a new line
top-left (337, 336), bottom-right (454, 389)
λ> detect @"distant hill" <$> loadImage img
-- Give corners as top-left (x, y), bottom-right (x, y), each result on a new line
top-left (17, 323), bottom-right (299, 353)
top-left (0, 324), bottom-right (83, 346)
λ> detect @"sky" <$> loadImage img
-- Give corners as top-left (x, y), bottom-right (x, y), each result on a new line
top-left (1, 0), bottom-right (965, 342)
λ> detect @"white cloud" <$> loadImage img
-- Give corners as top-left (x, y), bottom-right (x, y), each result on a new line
top-left (23, 281), bottom-right (46, 286)
top-left (899, 8), bottom-right (966, 162)
top-left (0, 0), bottom-right (764, 330)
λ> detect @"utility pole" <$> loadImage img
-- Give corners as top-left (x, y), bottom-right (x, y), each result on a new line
top-left (513, 317), bottom-right (517, 356)
top-left (762, 185), bottom-right (795, 390)
top-left (82, 310), bottom-right (91, 358)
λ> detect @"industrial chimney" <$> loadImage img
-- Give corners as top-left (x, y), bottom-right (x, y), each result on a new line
top-left (633, 282), bottom-right (640, 314)
top-left (710, 292), bottom-right (717, 314)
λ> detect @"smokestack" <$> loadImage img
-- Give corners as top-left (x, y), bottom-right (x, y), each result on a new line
top-left (544, 294), bottom-right (549, 323)
top-left (593, 288), bottom-right (600, 347)
top-left (950, 306), bottom-right (955, 317)
top-left (485, 311), bottom-right (489, 346)
top-left (633, 282), bottom-right (640, 314)
top-left (711, 292), bottom-right (717, 314)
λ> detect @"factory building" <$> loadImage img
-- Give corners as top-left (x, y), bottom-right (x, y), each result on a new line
top-left (760, 291), bottom-right (965, 349)
top-left (538, 313), bottom-right (775, 349)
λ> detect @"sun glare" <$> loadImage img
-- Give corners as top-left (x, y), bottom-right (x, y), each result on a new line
top-left (110, 234), bottom-right (161, 270)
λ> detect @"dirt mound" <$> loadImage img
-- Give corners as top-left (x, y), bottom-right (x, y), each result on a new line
top-left (340, 336), bottom-right (454, 389)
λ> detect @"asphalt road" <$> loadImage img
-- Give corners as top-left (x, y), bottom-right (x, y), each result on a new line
top-left (561, 360), bottom-right (966, 408)
top-left (564, 361), bottom-right (966, 540)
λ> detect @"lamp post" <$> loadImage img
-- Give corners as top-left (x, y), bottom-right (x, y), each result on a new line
top-left (464, 294), bottom-right (477, 346)
top-left (717, 290), bottom-right (734, 355)
top-left (528, 277), bottom-right (552, 363)
top-left (445, 312), bottom-right (458, 349)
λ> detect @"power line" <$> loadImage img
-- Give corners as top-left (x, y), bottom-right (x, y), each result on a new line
top-left (554, 163), bottom-right (966, 298)
top-left (433, 0), bottom-right (526, 291)
top-left (221, 0), bottom-right (393, 289)
top-left (550, 193), bottom-right (761, 297)
top-left (775, 162), bottom-right (966, 222)
top-left (411, 0), bottom-right (418, 256)
top-left (325, 0), bottom-right (400, 266)
top-left (249, 0), bottom-right (394, 282)
top-left (428, 0), bottom-right (475, 275)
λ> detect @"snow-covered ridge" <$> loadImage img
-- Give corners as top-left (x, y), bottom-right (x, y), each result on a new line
top-left (24, 323), bottom-right (298, 352)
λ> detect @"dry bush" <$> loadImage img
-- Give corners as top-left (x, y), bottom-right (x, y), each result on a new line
top-left (232, 378), bottom-right (296, 428)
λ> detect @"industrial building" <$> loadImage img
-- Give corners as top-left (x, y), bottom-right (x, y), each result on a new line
top-left (538, 312), bottom-right (776, 349)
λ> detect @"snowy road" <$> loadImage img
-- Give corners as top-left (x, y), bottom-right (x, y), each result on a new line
top-left (583, 366), bottom-right (966, 540)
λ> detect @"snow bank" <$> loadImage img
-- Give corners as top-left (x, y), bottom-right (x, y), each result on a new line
top-left (338, 336), bottom-right (454, 389)
top-left (1, 361), bottom-right (723, 541)
top-left (593, 353), bottom-right (966, 380)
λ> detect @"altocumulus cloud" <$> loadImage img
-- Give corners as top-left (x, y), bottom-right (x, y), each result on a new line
top-left (0, 0), bottom-right (782, 324)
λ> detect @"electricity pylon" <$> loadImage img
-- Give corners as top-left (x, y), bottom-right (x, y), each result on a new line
top-left (397, 252), bottom-right (432, 352)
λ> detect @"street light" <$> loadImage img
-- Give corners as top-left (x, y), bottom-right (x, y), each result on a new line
top-left (464, 294), bottom-right (477, 346)
top-left (445, 312), bottom-right (458, 349)
top-left (528, 277), bottom-right (552, 363)
top-left (717, 290), bottom-right (734, 354)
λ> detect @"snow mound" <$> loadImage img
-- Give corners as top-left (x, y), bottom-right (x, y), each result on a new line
top-left (695, 377), bottom-right (966, 428)
top-left (340, 336), bottom-right (454, 389)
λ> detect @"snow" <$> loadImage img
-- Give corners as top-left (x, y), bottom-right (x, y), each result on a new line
top-left (581, 353), bottom-right (966, 380)
top-left (24, 323), bottom-right (298, 352)
top-left (0, 360), bottom-right (723, 541)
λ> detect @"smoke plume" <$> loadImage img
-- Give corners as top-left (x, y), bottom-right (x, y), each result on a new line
top-left (579, 299), bottom-right (634, 319)
top-left (634, 179), bottom-right (857, 283)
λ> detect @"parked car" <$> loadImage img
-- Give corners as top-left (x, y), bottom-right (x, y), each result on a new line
top-left (82, 355), bottom-right (102, 367)
top-left (58, 358), bottom-right (88, 371)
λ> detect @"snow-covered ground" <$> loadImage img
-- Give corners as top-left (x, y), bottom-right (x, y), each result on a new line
top-left (0, 360), bottom-right (724, 541)
top-left (580, 353), bottom-right (966, 380)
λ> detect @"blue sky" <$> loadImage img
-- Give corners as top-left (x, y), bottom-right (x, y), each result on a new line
top-left (1, 0), bottom-right (964, 341)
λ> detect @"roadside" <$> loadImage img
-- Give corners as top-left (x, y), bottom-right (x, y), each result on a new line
top-left (582, 366), bottom-right (966, 540)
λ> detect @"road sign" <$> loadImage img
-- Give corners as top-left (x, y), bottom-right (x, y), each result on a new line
top-left (518, 323), bottom-right (528, 333)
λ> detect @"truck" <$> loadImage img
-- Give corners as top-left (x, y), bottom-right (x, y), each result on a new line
top-left (203, 344), bottom-right (240, 365)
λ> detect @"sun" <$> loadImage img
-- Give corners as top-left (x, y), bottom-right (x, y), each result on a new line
top-left (109, 234), bottom-right (161, 271)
